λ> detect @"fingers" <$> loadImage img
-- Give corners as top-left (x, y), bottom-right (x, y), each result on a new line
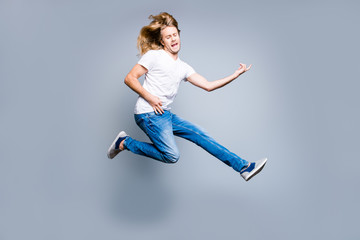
top-left (157, 106), bottom-right (164, 114)
top-left (153, 106), bottom-right (163, 115)
top-left (153, 104), bottom-right (164, 115)
top-left (246, 64), bottom-right (252, 71)
top-left (157, 101), bottom-right (164, 114)
top-left (239, 63), bottom-right (252, 72)
top-left (150, 96), bottom-right (164, 115)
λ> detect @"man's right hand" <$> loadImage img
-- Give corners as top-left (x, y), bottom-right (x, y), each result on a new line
top-left (147, 95), bottom-right (164, 115)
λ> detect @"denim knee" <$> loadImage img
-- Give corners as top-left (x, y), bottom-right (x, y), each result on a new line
top-left (163, 151), bottom-right (180, 163)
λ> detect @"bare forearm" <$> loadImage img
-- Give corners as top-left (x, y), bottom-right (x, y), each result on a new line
top-left (124, 75), bottom-right (152, 101)
top-left (124, 64), bottom-right (164, 114)
top-left (124, 74), bottom-right (164, 114)
top-left (187, 63), bottom-right (252, 92)
top-left (208, 73), bottom-right (238, 91)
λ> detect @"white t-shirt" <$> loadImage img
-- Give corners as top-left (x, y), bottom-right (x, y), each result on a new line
top-left (134, 49), bottom-right (196, 114)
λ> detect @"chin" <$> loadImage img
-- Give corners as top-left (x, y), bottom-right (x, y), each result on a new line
top-left (172, 47), bottom-right (180, 53)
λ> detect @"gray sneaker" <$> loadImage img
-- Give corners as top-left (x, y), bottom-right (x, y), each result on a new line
top-left (240, 158), bottom-right (267, 181)
top-left (107, 131), bottom-right (128, 159)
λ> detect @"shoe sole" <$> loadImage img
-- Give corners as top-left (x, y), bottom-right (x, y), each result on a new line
top-left (245, 158), bottom-right (267, 181)
top-left (107, 131), bottom-right (126, 159)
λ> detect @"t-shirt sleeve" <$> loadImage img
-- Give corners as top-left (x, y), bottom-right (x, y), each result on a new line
top-left (183, 62), bottom-right (196, 82)
top-left (138, 50), bottom-right (157, 71)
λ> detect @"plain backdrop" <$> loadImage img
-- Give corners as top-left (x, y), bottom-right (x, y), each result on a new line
top-left (1, 0), bottom-right (359, 239)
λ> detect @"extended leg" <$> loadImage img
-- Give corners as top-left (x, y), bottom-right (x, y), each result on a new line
top-left (171, 113), bottom-right (249, 172)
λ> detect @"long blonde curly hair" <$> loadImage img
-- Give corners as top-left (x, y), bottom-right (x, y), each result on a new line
top-left (137, 12), bottom-right (180, 56)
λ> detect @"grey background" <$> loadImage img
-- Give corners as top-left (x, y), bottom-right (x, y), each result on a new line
top-left (1, 0), bottom-right (359, 239)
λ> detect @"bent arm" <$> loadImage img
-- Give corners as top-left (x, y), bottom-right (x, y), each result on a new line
top-left (124, 64), bottom-right (164, 114)
top-left (124, 64), bottom-right (150, 100)
top-left (186, 63), bottom-right (252, 92)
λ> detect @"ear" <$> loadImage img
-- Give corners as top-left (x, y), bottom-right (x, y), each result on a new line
top-left (159, 29), bottom-right (164, 46)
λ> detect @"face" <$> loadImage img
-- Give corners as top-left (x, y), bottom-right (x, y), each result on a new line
top-left (160, 26), bottom-right (181, 55)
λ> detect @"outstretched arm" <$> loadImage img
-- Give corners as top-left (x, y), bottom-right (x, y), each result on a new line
top-left (124, 64), bottom-right (164, 114)
top-left (186, 63), bottom-right (252, 92)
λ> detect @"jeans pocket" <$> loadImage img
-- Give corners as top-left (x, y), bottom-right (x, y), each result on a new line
top-left (135, 115), bottom-right (144, 126)
top-left (134, 114), bottom-right (147, 133)
top-left (134, 114), bottom-right (154, 135)
top-left (145, 115), bottom-right (156, 133)
top-left (146, 111), bottom-right (158, 119)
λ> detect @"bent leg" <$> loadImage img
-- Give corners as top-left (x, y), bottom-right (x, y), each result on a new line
top-left (123, 111), bottom-right (180, 163)
top-left (171, 113), bottom-right (248, 172)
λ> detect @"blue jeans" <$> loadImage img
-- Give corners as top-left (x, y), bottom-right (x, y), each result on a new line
top-left (123, 110), bottom-right (249, 172)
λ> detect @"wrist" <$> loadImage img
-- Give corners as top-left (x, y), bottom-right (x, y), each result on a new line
top-left (231, 72), bottom-right (239, 79)
top-left (140, 90), bottom-right (152, 102)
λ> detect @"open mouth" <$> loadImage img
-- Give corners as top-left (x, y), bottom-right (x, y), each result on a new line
top-left (171, 43), bottom-right (178, 47)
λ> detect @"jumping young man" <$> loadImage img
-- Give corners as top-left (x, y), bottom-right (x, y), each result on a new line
top-left (107, 12), bottom-right (267, 181)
